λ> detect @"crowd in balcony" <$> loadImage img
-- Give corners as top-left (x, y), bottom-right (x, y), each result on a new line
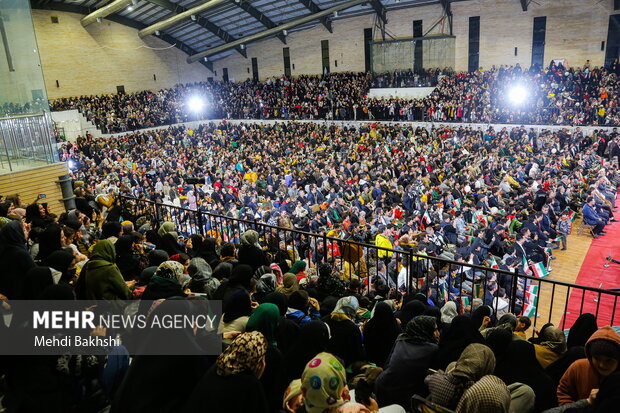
top-left (49, 62), bottom-right (620, 130)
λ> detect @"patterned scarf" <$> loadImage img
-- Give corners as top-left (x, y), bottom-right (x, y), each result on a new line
top-left (216, 331), bottom-right (267, 377)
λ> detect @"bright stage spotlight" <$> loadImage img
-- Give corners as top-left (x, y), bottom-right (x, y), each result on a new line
top-left (508, 86), bottom-right (527, 105)
top-left (187, 97), bottom-right (205, 112)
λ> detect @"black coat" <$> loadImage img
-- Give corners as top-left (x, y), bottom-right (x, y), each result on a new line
top-left (324, 317), bottom-right (365, 367)
top-left (182, 367), bottom-right (268, 413)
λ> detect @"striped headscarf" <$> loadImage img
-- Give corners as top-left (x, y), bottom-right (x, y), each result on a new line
top-left (455, 375), bottom-right (510, 413)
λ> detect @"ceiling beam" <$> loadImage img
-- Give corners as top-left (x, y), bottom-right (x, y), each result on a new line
top-left (369, 0), bottom-right (387, 25)
top-left (31, 2), bottom-right (214, 71)
top-left (142, 0), bottom-right (247, 58)
top-left (233, 1), bottom-right (287, 44)
top-left (187, 0), bottom-right (367, 63)
top-left (520, 0), bottom-right (529, 11)
top-left (297, 0), bottom-right (332, 33)
top-left (439, 0), bottom-right (453, 35)
top-left (81, 0), bottom-right (133, 27)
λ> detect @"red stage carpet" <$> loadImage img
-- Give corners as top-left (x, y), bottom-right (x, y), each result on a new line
top-left (563, 200), bottom-right (620, 328)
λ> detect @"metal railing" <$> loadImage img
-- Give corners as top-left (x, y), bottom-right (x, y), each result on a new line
top-left (119, 195), bottom-right (620, 331)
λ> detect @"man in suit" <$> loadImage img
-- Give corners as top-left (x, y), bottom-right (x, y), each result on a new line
top-left (582, 196), bottom-right (606, 238)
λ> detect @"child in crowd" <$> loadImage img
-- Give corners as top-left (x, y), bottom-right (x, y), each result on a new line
top-left (515, 316), bottom-right (532, 339)
top-left (557, 210), bottom-right (572, 251)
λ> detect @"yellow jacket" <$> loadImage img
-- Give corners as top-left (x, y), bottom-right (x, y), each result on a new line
top-left (375, 234), bottom-right (393, 258)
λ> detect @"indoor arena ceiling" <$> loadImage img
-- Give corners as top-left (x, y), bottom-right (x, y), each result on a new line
top-left (31, 0), bottom-right (462, 70)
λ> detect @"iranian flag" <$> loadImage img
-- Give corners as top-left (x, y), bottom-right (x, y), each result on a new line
top-left (521, 256), bottom-right (532, 275)
top-left (567, 210), bottom-right (577, 222)
top-left (423, 210), bottom-right (432, 225)
top-left (476, 214), bottom-right (487, 226)
top-left (489, 256), bottom-right (499, 269)
top-left (460, 296), bottom-right (470, 311)
top-left (453, 199), bottom-right (462, 209)
top-left (474, 283), bottom-right (484, 298)
top-left (530, 262), bottom-right (549, 279)
top-left (439, 285), bottom-right (449, 302)
top-left (522, 302), bottom-right (537, 318)
top-left (526, 285), bottom-right (539, 295)
top-left (525, 290), bottom-right (538, 305)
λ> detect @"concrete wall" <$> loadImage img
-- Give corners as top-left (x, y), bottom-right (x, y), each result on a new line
top-left (211, 0), bottom-right (615, 81)
top-left (31, 0), bottom-right (617, 94)
top-left (32, 10), bottom-right (211, 99)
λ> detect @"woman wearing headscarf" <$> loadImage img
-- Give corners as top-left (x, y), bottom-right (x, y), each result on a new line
top-left (435, 315), bottom-right (485, 370)
top-left (375, 315), bottom-right (440, 408)
top-left (454, 375), bottom-right (511, 413)
top-left (158, 232), bottom-right (185, 256)
top-left (567, 313), bottom-right (599, 349)
top-left (363, 301), bottom-right (402, 367)
top-left (25, 203), bottom-right (48, 229)
top-left (289, 260), bottom-right (307, 280)
top-left (276, 273), bottom-right (300, 297)
top-left (140, 260), bottom-right (186, 300)
top-left (2, 284), bottom-right (103, 413)
top-left (114, 234), bottom-right (145, 281)
top-left (396, 299), bottom-right (426, 327)
top-left (42, 250), bottom-right (76, 285)
top-left (279, 320), bottom-right (330, 393)
top-left (470, 305), bottom-right (493, 330)
top-left (440, 301), bottom-right (458, 325)
top-left (111, 299), bottom-right (211, 413)
top-left (486, 327), bottom-right (514, 361)
top-left (262, 291), bottom-right (300, 355)
top-left (495, 339), bottom-right (558, 412)
top-left (197, 237), bottom-right (220, 266)
top-left (156, 221), bottom-right (177, 240)
top-left (182, 331), bottom-right (269, 413)
top-left (246, 303), bottom-right (283, 412)
top-left (212, 264), bottom-right (254, 301)
top-left (185, 257), bottom-right (220, 297)
top-left (186, 234), bottom-right (204, 258)
top-left (316, 263), bottom-right (346, 300)
top-left (78, 240), bottom-right (132, 301)
top-left (35, 223), bottom-right (63, 262)
top-left (0, 220), bottom-right (36, 300)
top-left (300, 352), bottom-right (371, 413)
top-left (426, 343), bottom-right (496, 410)
top-left (253, 266), bottom-right (277, 301)
top-left (325, 296), bottom-right (364, 367)
top-left (218, 288), bottom-right (253, 343)
top-left (534, 325), bottom-right (568, 368)
top-left (237, 230), bottom-right (270, 271)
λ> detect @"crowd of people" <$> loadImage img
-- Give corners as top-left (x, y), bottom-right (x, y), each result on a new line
top-left (49, 62), bottom-right (620, 130)
top-left (59, 119), bottom-right (620, 288)
top-left (1, 198), bottom-right (620, 412)
top-left (2, 57), bottom-right (620, 412)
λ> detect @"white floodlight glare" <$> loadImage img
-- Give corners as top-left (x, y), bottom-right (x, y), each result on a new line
top-left (187, 97), bottom-right (205, 112)
top-left (508, 86), bottom-right (527, 105)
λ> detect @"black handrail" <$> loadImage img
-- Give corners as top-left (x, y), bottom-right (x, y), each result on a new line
top-left (120, 195), bottom-right (620, 330)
